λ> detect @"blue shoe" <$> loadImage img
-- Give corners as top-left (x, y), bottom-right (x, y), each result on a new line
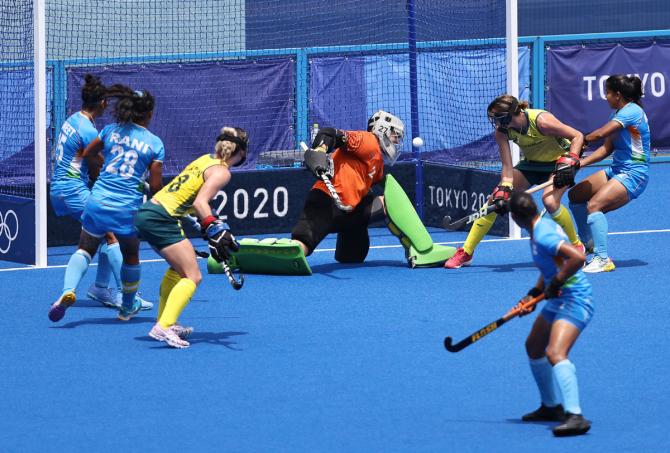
top-left (115, 292), bottom-right (153, 311)
top-left (87, 284), bottom-right (120, 308)
top-left (117, 297), bottom-right (142, 321)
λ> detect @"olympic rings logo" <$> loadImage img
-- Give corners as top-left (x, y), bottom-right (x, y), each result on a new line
top-left (0, 210), bottom-right (19, 254)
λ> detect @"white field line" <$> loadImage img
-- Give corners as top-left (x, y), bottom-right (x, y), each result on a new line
top-left (2, 228), bottom-right (669, 272)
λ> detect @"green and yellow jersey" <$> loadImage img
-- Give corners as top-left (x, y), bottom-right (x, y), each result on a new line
top-left (153, 153), bottom-right (224, 217)
top-left (506, 109), bottom-right (571, 163)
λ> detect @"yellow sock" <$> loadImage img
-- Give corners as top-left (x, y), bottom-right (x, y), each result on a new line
top-left (463, 212), bottom-right (497, 255)
top-left (159, 278), bottom-right (196, 328)
top-left (550, 204), bottom-right (581, 245)
top-left (158, 268), bottom-right (182, 320)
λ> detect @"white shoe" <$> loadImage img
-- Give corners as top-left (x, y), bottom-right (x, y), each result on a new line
top-left (171, 323), bottom-right (194, 339)
top-left (583, 256), bottom-right (615, 273)
top-left (87, 284), bottom-right (119, 308)
top-left (149, 323), bottom-right (190, 349)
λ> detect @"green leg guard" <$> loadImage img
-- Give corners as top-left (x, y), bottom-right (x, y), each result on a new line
top-left (384, 174), bottom-right (456, 268)
top-left (207, 238), bottom-right (312, 276)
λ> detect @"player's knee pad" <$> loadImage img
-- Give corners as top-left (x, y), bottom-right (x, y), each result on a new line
top-left (383, 174), bottom-right (433, 253)
top-left (335, 228), bottom-right (370, 263)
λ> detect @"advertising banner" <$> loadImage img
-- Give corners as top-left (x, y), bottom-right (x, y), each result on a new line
top-left (421, 163), bottom-right (508, 236)
top-left (47, 163), bottom-right (418, 246)
top-left (547, 41), bottom-right (670, 147)
top-left (0, 195), bottom-right (35, 264)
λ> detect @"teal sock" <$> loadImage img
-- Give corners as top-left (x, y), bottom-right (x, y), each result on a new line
top-left (553, 359), bottom-right (582, 415)
top-left (529, 357), bottom-right (561, 407)
top-left (569, 202), bottom-right (591, 245)
top-left (105, 243), bottom-right (123, 291)
top-left (63, 250), bottom-right (91, 293)
top-left (94, 243), bottom-right (111, 288)
top-left (120, 264), bottom-right (141, 310)
top-left (587, 211), bottom-right (608, 259)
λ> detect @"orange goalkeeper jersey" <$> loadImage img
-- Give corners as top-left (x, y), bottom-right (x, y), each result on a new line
top-left (313, 130), bottom-right (384, 208)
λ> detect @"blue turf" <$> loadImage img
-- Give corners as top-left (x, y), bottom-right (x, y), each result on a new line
top-left (2, 163), bottom-right (670, 451)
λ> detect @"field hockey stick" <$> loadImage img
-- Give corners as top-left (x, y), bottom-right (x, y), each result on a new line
top-left (195, 249), bottom-right (244, 290)
top-left (299, 142), bottom-right (353, 212)
top-left (443, 294), bottom-right (545, 352)
top-left (442, 180), bottom-right (554, 231)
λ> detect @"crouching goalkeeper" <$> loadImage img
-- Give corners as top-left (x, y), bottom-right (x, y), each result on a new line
top-left (291, 110), bottom-right (454, 267)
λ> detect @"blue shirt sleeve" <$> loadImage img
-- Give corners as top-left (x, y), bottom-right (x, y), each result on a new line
top-left (536, 227), bottom-right (565, 257)
top-left (612, 104), bottom-right (641, 129)
top-left (79, 123), bottom-right (99, 149)
top-left (98, 123), bottom-right (115, 142)
top-left (153, 137), bottom-right (165, 162)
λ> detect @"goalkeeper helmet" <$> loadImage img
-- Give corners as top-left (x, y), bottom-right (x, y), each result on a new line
top-left (367, 110), bottom-right (404, 165)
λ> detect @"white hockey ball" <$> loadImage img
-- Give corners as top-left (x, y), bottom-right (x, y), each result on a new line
top-left (412, 137), bottom-right (424, 148)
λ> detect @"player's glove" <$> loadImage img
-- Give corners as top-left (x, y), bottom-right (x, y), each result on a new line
top-left (304, 147), bottom-right (334, 179)
top-left (544, 276), bottom-right (563, 300)
top-left (312, 127), bottom-right (347, 153)
top-left (553, 152), bottom-right (580, 188)
top-left (203, 218), bottom-right (239, 263)
top-left (516, 287), bottom-right (543, 317)
top-left (490, 183), bottom-right (513, 215)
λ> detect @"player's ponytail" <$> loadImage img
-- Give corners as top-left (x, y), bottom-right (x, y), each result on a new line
top-left (81, 74), bottom-right (107, 109)
top-left (105, 85), bottom-right (155, 124)
top-left (215, 127), bottom-right (248, 167)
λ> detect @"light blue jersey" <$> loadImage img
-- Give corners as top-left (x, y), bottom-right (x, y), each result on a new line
top-left (90, 122), bottom-right (165, 211)
top-left (532, 217), bottom-right (591, 296)
top-left (609, 102), bottom-right (651, 172)
top-left (532, 217), bottom-right (593, 330)
top-left (51, 112), bottom-right (98, 186)
top-left (50, 112), bottom-right (99, 220)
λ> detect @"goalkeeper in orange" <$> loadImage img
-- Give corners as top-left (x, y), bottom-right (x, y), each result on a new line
top-left (134, 127), bottom-right (247, 349)
top-left (290, 111), bottom-right (401, 263)
top-left (445, 95), bottom-right (586, 269)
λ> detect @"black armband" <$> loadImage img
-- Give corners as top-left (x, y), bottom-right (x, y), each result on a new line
top-left (312, 127), bottom-right (346, 153)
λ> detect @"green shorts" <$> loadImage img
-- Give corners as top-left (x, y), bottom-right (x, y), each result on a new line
top-left (515, 160), bottom-right (556, 186)
top-left (134, 201), bottom-right (186, 250)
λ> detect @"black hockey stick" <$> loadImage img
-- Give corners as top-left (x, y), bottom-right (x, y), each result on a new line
top-left (195, 249), bottom-right (244, 290)
top-left (299, 142), bottom-right (353, 212)
top-left (442, 180), bottom-right (553, 231)
top-left (444, 294), bottom-right (544, 352)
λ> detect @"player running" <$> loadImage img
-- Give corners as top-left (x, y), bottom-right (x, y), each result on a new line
top-left (50, 74), bottom-right (152, 310)
top-left (48, 87), bottom-right (164, 322)
top-left (445, 95), bottom-right (586, 269)
top-left (134, 127), bottom-right (247, 349)
top-left (509, 191), bottom-right (593, 437)
top-left (568, 75), bottom-right (650, 273)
